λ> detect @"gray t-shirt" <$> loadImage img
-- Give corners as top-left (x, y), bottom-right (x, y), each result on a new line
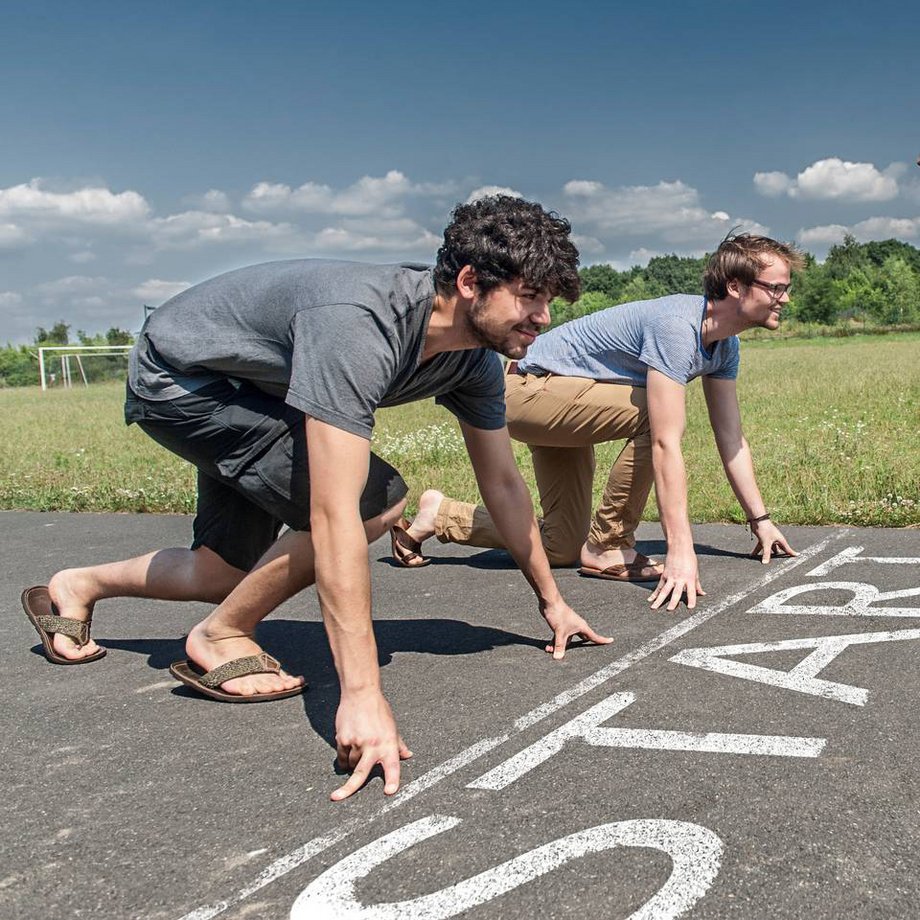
top-left (129, 259), bottom-right (505, 439)
top-left (518, 294), bottom-right (740, 386)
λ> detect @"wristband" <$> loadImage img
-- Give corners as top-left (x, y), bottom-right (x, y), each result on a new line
top-left (747, 512), bottom-right (770, 541)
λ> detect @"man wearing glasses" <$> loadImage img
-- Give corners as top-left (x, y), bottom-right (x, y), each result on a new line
top-left (396, 234), bottom-right (806, 612)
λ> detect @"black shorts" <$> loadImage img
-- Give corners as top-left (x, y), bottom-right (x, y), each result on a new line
top-left (124, 380), bottom-right (408, 572)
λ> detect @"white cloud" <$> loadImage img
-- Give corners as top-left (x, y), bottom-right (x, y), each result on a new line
top-left (132, 279), bottom-right (191, 305)
top-left (0, 178), bottom-right (150, 224)
top-left (571, 233), bottom-right (604, 256)
top-left (799, 216), bottom-right (920, 248)
top-left (628, 248), bottom-right (661, 266)
top-left (242, 170), bottom-right (450, 218)
top-left (798, 224), bottom-right (850, 246)
top-left (754, 158), bottom-right (899, 202)
top-left (0, 291), bottom-right (23, 307)
top-left (466, 185), bottom-right (522, 203)
top-left (752, 171), bottom-right (794, 197)
top-left (0, 222), bottom-right (30, 248)
top-left (36, 275), bottom-right (111, 297)
top-left (182, 189), bottom-right (232, 213)
top-left (851, 216), bottom-right (920, 238)
top-left (148, 210), bottom-right (300, 250)
top-left (311, 217), bottom-right (439, 253)
top-left (68, 250), bottom-right (96, 264)
top-left (562, 178), bottom-right (768, 244)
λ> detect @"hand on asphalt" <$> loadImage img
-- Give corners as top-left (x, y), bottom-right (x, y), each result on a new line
top-left (648, 548), bottom-right (706, 611)
top-left (541, 600), bottom-right (614, 660)
top-left (331, 689), bottom-right (412, 801)
top-left (750, 521), bottom-right (798, 564)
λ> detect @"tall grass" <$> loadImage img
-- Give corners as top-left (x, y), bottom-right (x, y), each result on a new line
top-left (1, 334), bottom-right (917, 526)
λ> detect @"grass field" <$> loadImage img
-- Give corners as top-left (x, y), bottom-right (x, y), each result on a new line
top-left (1, 333), bottom-right (917, 527)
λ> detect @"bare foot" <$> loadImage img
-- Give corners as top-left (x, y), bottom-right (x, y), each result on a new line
top-left (185, 621), bottom-right (305, 698)
top-left (47, 569), bottom-right (103, 661)
top-left (405, 489), bottom-right (443, 544)
top-left (580, 542), bottom-right (662, 573)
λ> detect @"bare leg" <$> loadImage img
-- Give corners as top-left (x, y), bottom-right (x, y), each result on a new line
top-left (185, 498), bottom-right (407, 697)
top-left (404, 489), bottom-right (444, 544)
top-left (47, 545), bottom-right (246, 662)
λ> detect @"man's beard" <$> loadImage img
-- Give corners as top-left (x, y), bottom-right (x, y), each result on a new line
top-left (466, 295), bottom-right (533, 359)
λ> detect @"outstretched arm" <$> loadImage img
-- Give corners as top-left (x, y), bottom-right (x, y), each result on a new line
top-left (646, 369), bottom-right (705, 609)
top-left (702, 376), bottom-right (796, 563)
top-left (459, 422), bottom-right (612, 658)
top-left (305, 417), bottom-right (411, 800)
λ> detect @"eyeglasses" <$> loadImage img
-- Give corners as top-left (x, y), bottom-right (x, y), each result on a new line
top-left (750, 279), bottom-right (792, 298)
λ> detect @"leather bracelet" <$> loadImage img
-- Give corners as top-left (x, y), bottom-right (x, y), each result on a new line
top-left (747, 512), bottom-right (770, 541)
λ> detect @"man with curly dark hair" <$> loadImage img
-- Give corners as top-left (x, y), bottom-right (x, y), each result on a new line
top-left (22, 195), bottom-right (610, 802)
top-left (402, 234), bottom-right (805, 612)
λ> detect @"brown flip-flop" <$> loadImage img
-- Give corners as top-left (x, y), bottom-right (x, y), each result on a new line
top-left (21, 585), bottom-right (106, 665)
top-left (578, 553), bottom-right (664, 583)
top-left (169, 652), bottom-right (307, 703)
top-left (390, 517), bottom-right (430, 568)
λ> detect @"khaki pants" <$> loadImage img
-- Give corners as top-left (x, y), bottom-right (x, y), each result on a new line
top-left (435, 371), bottom-right (654, 566)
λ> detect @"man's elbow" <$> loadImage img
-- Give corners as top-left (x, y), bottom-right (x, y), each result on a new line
top-left (651, 435), bottom-right (683, 456)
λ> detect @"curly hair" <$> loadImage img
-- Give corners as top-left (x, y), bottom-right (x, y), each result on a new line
top-left (434, 195), bottom-right (581, 303)
top-left (703, 232), bottom-right (806, 300)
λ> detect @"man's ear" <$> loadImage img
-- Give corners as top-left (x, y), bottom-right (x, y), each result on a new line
top-left (726, 277), bottom-right (743, 298)
top-left (456, 264), bottom-right (478, 300)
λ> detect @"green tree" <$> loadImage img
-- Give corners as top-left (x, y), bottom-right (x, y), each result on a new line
top-left (35, 321), bottom-right (70, 345)
top-left (579, 264), bottom-right (624, 301)
top-left (550, 290), bottom-right (613, 327)
top-left (0, 345), bottom-right (38, 387)
top-left (825, 234), bottom-right (868, 280)
top-left (790, 259), bottom-right (838, 323)
top-left (876, 256), bottom-right (920, 324)
top-left (616, 273), bottom-right (656, 304)
top-left (833, 266), bottom-right (886, 320)
top-left (643, 254), bottom-right (706, 295)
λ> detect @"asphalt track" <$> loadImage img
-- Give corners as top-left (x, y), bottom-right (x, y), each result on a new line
top-left (3, 511), bottom-right (919, 920)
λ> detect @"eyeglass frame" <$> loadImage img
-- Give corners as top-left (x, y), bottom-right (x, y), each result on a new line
top-left (750, 278), bottom-right (792, 298)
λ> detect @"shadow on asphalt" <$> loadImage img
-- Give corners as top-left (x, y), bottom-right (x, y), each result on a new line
top-left (71, 617), bottom-right (540, 750)
top-left (378, 540), bottom-right (752, 569)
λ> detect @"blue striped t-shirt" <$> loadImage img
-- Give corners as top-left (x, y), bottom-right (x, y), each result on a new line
top-left (518, 294), bottom-right (739, 386)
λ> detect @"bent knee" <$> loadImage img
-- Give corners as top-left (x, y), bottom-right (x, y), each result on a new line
top-left (542, 533), bottom-right (582, 568)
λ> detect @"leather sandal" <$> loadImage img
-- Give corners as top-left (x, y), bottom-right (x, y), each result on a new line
top-left (21, 585), bottom-right (106, 664)
top-left (390, 518), bottom-right (430, 568)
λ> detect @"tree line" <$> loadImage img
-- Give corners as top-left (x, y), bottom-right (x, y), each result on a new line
top-left (2, 235), bottom-right (918, 387)
top-left (553, 235), bottom-right (920, 329)
top-left (0, 323), bottom-right (133, 387)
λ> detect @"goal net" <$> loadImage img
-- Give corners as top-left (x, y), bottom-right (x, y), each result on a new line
top-left (38, 345), bottom-right (133, 391)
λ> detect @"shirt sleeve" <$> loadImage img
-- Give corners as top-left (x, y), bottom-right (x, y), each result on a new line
top-left (435, 351), bottom-right (506, 430)
top-left (708, 336), bottom-right (741, 379)
top-left (637, 315), bottom-right (698, 385)
top-left (285, 305), bottom-right (397, 439)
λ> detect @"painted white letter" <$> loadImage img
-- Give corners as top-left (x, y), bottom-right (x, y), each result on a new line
top-left (807, 546), bottom-right (920, 577)
top-left (290, 815), bottom-right (723, 920)
top-left (749, 582), bottom-right (920, 618)
top-left (671, 628), bottom-right (920, 705)
top-left (468, 693), bottom-right (823, 791)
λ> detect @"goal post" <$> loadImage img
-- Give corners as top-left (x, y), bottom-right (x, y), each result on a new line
top-left (37, 344), bottom-right (133, 391)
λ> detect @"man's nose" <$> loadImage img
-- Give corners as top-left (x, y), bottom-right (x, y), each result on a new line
top-left (533, 300), bottom-right (552, 327)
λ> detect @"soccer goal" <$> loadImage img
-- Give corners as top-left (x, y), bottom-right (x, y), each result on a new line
top-left (37, 344), bottom-right (133, 391)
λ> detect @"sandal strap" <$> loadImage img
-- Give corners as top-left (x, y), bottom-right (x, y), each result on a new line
top-left (198, 653), bottom-right (281, 688)
top-left (393, 524), bottom-right (425, 562)
top-left (35, 615), bottom-right (90, 646)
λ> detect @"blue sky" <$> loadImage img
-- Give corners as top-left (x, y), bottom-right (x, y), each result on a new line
top-left (2, 0), bottom-right (918, 342)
